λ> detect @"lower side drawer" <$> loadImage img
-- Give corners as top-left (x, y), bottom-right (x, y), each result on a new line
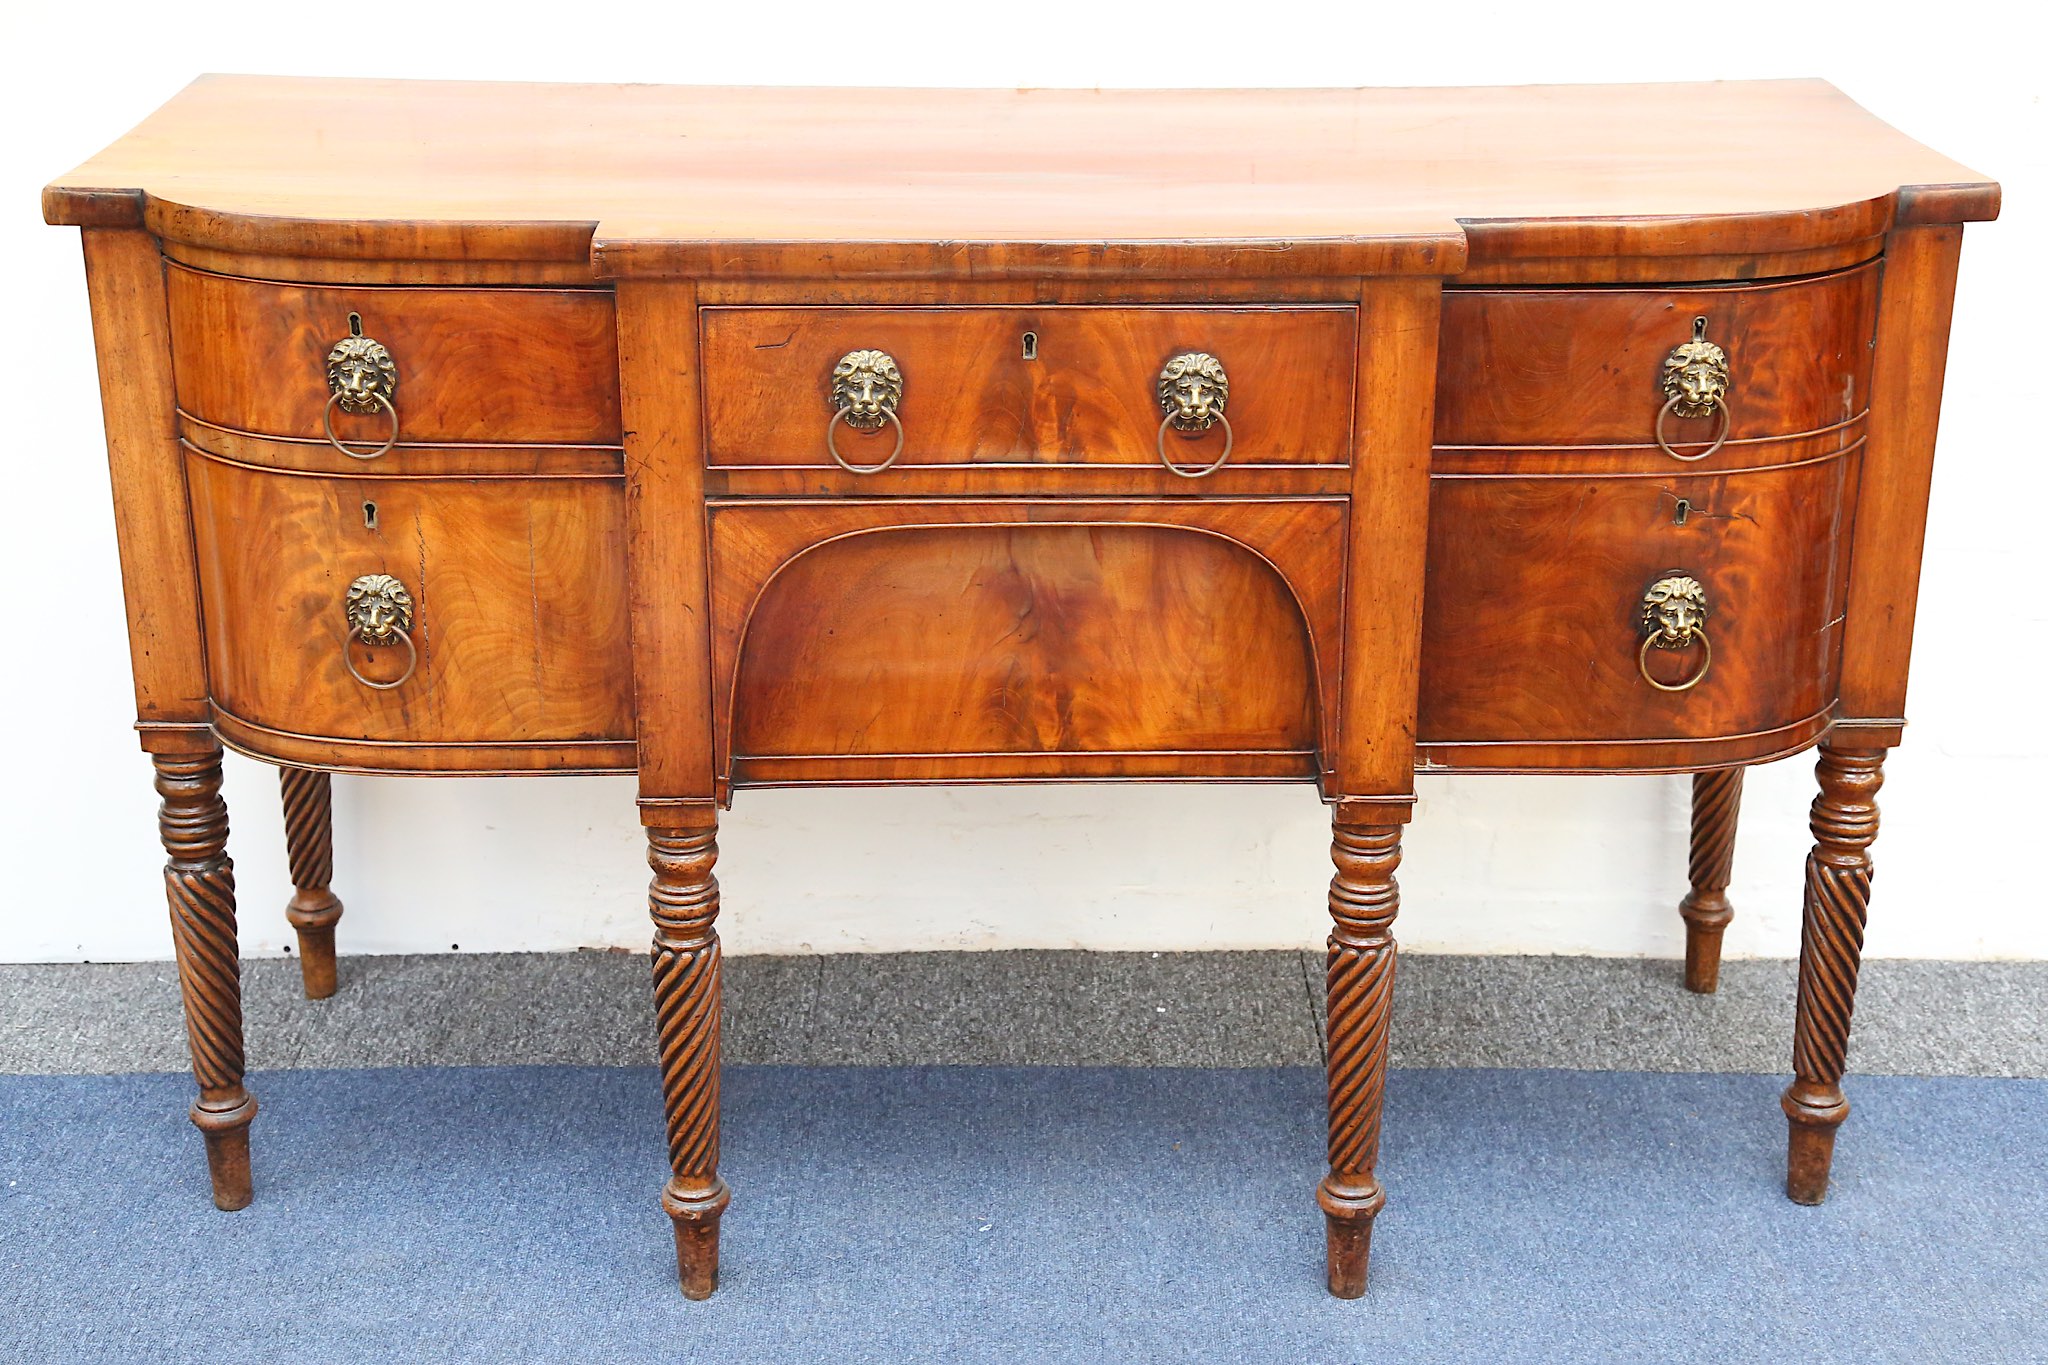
top-left (186, 454), bottom-right (634, 750)
top-left (1417, 457), bottom-right (1850, 766)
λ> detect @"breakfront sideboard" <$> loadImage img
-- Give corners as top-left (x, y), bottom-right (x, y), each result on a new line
top-left (43, 77), bottom-right (1996, 1299)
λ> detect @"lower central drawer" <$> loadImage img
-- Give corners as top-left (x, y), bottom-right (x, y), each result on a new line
top-left (698, 305), bottom-right (1357, 471)
top-left (708, 497), bottom-right (1349, 786)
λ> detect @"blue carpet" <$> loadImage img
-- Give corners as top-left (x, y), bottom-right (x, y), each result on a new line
top-left (2, 1066), bottom-right (2042, 1363)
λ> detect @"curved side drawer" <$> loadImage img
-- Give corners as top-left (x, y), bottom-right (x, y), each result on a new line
top-left (166, 264), bottom-right (622, 448)
top-left (1434, 261), bottom-right (1878, 449)
top-left (186, 454), bottom-right (634, 748)
top-left (1417, 458), bottom-right (1851, 758)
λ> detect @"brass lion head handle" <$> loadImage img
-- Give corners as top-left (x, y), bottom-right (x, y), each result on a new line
top-left (1655, 316), bottom-right (1731, 463)
top-left (826, 349), bottom-right (905, 474)
top-left (1638, 573), bottom-right (1712, 693)
top-left (343, 573), bottom-right (417, 691)
top-left (324, 314), bottom-right (400, 461)
top-left (1155, 352), bottom-right (1234, 478)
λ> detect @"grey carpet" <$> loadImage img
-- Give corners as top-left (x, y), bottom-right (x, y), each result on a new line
top-left (4, 951), bottom-right (2044, 1077)
top-left (2, 1065), bottom-right (2042, 1362)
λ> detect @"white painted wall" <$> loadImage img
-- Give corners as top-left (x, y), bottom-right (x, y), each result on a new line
top-left (3, 0), bottom-right (2042, 965)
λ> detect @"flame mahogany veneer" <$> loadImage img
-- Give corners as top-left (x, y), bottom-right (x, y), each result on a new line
top-left (45, 76), bottom-right (1996, 1300)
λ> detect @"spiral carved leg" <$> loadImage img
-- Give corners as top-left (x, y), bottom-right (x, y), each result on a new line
top-left (1782, 745), bottom-right (1884, 1206)
top-left (647, 812), bottom-right (730, 1300)
top-left (155, 751), bottom-right (256, 1211)
top-left (1679, 767), bottom-right (1744, 994)
top-left (279, 767), bottom-right (343, 1000)
top-left (1319, 812), bottom-right (1401, 1299)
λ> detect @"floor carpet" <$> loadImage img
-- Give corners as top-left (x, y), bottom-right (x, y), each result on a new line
top-left (3, 1066), bottom-right (2042, 1363)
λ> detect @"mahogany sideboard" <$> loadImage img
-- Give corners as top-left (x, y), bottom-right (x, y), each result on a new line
top-left (43, 76), bottom-right (1997, 1299)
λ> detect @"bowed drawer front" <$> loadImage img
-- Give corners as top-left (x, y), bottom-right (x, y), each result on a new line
top-left (166, 265), bottom-right (623, 448)
top-left (698, 305), bottom-right (1357, 470)
top-left (1417, 456), bottom-right (1852, 768)
top-left (183, 452), bottom-right (635, 759)
top-left (1434, 262), bottom-right (1879, 457)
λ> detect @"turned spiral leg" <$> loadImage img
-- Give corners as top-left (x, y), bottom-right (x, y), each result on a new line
top-left (1679, 767), bottom-right (1744, 994)
top-left (1782, 745), bottom-right (1884, 1205)
top-left (279, 766), bottom-right (343, 1000)
top-left (647, 811), bottom-right (730, 1300)
top-left (155, 750), bottom-right (256, 1211)
top-left (1318, 809), bottom-right (1401, 1299)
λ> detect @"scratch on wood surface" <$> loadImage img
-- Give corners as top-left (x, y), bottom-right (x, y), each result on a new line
top-left (529, 507), bottom-right (544, 696)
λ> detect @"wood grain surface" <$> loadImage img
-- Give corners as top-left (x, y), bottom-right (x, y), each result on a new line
top-left (710, 498), bottom-right (1347, 790)
top-left (1435, 263), bottom-right (1879, 447)
top-left (166, 264), bottom-right (620, 444)
top-left (45, 78), bottom-right (1997, 277)
top-left (81, 230), bottom-right (211, 729)
top-left (183, 454), bottom-right (634, 748)
top-left (1834, 226), bottom-right (1966, 740)
top-left (700, 305), bottom-right (1354, 467)
top-left (1417, 456), bottom-right (1850, 748)
top-left (729, 524), bottom-right (1319, 757)
top-left (617, 279), bottom-right (719, 808)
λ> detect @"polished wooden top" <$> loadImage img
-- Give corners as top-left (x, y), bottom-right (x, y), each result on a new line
top-left (45, 76), bottom-right (1997, 277)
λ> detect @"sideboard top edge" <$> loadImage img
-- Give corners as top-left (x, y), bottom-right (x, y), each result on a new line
top-left (44, 76), bottom-right (1998, 272)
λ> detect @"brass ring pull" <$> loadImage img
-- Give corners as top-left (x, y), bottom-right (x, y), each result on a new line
top-left (1655, 316), bottom-right (1731, 463)
top-left (1156, 351), bottom-right (1233, 478)
top-left (1638, 573), bottom-right (1712, 693)
top-left (826, 405), bottom-right (906, 475)
top-left (826, 349), bottom-right (904, 475)
top-left (1637, 628), bottom-right (1712, 692)
top-left (343, 573), bottom-right (417, 690)
top-left (324, 316), bottom-right (400, 460)
top-left (1155, 411), bottom-right (1235, 478)
top-left (343, 623), bottom-right (418, 691)
top-left (322, 388), bottom-right (399, 461)
top-left (1654, 393), bottom-right (1729, 463)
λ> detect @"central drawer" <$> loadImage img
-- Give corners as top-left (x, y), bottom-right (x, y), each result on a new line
top-left (698, 306), bottom-right (1357, 470)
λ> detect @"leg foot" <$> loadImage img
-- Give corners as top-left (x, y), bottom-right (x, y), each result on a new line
top-left (665, 1178), bottom-right (733, 1300)
top-left (1321, 806), bottom-right (1401, 1299)
top-left (156, 750), bottom-right (256, 1210)
top-left (279, 767), bottom-right (343, 999)
top-left (191, 1094), bottom-right (258, 1210)
top-left (1679, 767), bottom-right (1743, 994)
top-left (1780, 745), bottom-right (1883, 1205)
top-left (647, 810), bottom-right (728, 1299)
top-left (1782, 1086), bottom-right (1850, 1205)
top-left (1318, 1179), bottom-right (1385, 1298)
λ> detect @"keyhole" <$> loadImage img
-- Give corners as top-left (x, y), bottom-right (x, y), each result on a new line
top-left (348, 312), bottom-right (364, 338)
top-left (1020, 331), bottom-right (1038, 361)
top-left (1691, 315), bottom-right (1709, 341)
top-left (363, 500), bottom-right (379, 530)
top-left (1673, 498), bottom-right (1690, 527)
